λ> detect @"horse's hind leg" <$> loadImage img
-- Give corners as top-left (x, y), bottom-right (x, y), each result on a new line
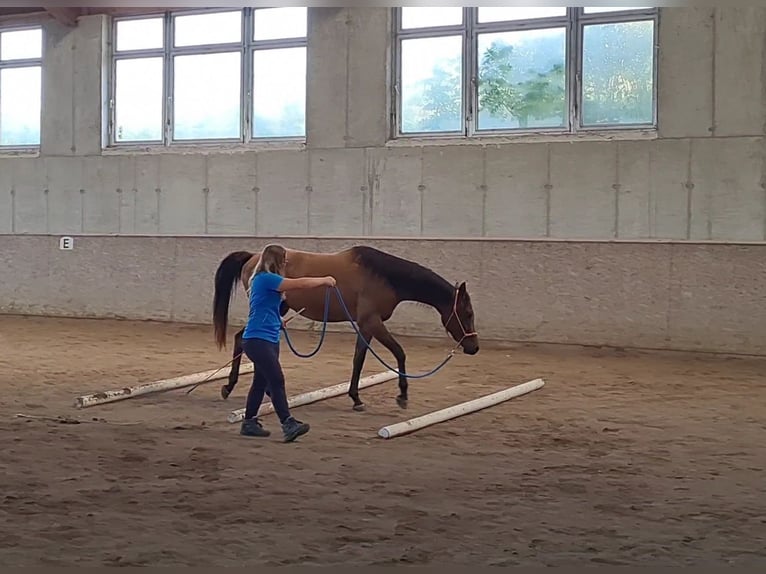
top-left (221, 328), bottom-right (245, 399)
top-left (369, 320), bottom-right (408, 409)
top-left (348, 326), bottom-right (373, 412)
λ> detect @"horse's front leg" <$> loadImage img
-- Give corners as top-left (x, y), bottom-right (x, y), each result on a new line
top-left (221, 328), bottom-right (245, 399)
top-left (348, 322), bottom-right (373, 412)
top-left (370, 320), bottom-right (408, 409)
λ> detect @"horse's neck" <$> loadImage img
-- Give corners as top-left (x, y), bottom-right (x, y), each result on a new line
top-left (397, 274), bottom-right (454, 314)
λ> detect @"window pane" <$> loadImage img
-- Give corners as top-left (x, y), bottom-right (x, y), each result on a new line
top-left (477, 28), bottom-right (566, 131)
top-left (0, 28), bottom-right (42, 61)
top-left (478, 7), bottom-right (566, 23)
top-left (0, 66), bottom-right (41, 146)
top-left (252, 47), bottom-right (306, 138)
top-left (114, 57), bottom-right (163, 142)
top-left (401, 7), bottom-right (462, 29)
top-left (115, 18), bottom-right (163, 51)
top-left (253, 7), bottom-right (306, 41)
top-left (400, 35), bottom-right (462, 133)
top-left (581, 20), bottom-right (655, 126)
top-left (584, 7), bottom-right (651, 13)
top-left (173, 52), bottom-right (241, 140)
top-left (174, 11), bottom-right (241, 47)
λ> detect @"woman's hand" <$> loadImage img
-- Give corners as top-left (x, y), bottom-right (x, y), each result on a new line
top-left (323, 276), bottom-right (337, 287)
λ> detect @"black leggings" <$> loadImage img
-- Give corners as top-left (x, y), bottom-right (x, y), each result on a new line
top-left (242, 338), bottom-right (292, 424)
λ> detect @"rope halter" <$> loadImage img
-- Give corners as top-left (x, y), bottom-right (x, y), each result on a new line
top-left (445, 283), bottom-right (478, 353)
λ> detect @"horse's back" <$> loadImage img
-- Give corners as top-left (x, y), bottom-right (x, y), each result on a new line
top-left (287, 247), bottom-right (396, 321)
top-left (239, 244), bottom-right (390, 321)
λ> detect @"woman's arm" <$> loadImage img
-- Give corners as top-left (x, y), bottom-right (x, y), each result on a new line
top-left (277, 275), bottom-right (336, 292)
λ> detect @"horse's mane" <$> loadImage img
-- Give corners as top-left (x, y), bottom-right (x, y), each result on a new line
top-left (351, 245), bottom-right (454, 309)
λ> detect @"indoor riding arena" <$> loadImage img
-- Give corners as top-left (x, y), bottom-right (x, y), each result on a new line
top-left (1, 6), bottom-right (765, 568)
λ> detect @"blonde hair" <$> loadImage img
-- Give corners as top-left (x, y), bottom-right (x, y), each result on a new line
top-left (255, 244), bottom-right (287, 275)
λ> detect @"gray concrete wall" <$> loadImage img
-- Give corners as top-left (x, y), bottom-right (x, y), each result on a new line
top-left (1, 8), bottom-right (765, 240)
top-left (1, 8), bottom-right (766, 355)
top-left (1, 235), bottom-right (764, 356)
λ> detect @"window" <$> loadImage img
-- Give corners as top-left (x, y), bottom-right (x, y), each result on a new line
top-left (109, 8), bottom-right (307, 146)
top-left (393, 7), bottom-right (658, 137)
top-left (0, 25), bottom-right (42, 147)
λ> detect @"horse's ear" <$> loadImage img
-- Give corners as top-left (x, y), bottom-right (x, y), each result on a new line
top-left (458, 281), bottom-right (467, 296)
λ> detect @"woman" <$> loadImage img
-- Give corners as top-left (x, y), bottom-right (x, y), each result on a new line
top-left (240, 243), bottom-right (336, 442)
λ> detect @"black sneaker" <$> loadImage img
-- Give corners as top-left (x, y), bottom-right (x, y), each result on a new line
top-left (240, 417), bottom-right (271, 437)
top-left (281, 417), bottom-right (310, 443)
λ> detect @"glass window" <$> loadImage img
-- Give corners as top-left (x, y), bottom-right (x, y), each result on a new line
top-left (0, 67), bottom-right (41, 146)
top-left (115, 18), bottom-right (163, 51)
top-left (173, 52), bottom-right (242, 140)
top-left (584, 7), bottom-right (651, 13)
top-left (581, 20), bottom-right (655, 126)
top-left (477, 7), bottom-right (567, 23)
top-left (109, 8), bottom-right (307, 146)
top-left (0, 26), bottom-right (43, 147)
top-left (252, 47), bottom-right (306, 138)
top-left (253, 7), bottom-right (307, 41)
top-left (114, 57), bottom-right (164, 142)
top-left (401, 7), bottom-right (463, 29)
top-left (400, 35), bottom-right (463, 134)
top-left (477, 28), bottom-right (567, 131)
top-left (174, 11), bottom-right (241, 47)
top-left (393, 7), bottom-right (658, 137)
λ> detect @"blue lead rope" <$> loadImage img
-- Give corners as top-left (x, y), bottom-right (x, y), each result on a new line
top-left (279, 287), bottom-right (332, 359)
top-left (280, 286), bottom-right (455, 379)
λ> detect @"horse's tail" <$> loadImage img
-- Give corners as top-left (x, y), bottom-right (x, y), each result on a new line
top-left (213, 250), bottom-right (254, 350)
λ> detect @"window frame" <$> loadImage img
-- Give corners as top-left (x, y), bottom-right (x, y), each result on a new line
top-left (0, 23), bottom-right (44, 150)
top-left (390, 7), bottom-right (659, 140)
top-left (106, 7), bottom-right (307, 148)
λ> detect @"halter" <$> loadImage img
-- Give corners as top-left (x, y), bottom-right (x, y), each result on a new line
top-left (445, 283), bottom-right (478, 351)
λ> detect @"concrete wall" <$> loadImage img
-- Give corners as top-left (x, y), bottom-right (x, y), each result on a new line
top-left (1, 235), bottom-right (764, 356)
top-left (1, 8), bottom-right (765, 240)
top-left (1, 8), bottom-right (765, 355)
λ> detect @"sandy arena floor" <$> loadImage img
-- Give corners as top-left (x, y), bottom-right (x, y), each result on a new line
top-left (0, 314), bottom-right (764, 566)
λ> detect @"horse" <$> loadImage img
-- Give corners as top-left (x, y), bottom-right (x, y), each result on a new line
top-left (211, 244), bottom-right (479, 411)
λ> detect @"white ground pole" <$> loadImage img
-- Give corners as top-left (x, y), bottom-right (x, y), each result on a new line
top-left (74, 362), bottom-right (255, 409)
top-left (227, 370), bottom-right (398, 423)
top-left (377, 377), bottom-right (545, 439)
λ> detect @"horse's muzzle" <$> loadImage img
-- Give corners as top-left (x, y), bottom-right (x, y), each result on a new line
top-left (463, 344), bottom-right (479, 355)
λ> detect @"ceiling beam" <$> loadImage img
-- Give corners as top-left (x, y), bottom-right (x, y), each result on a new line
top-left (85, 7), bottom-right (172, 17)
top-left (43, 6), bottom-right (81, 27)
top-left (0, 7), bottom-right (43, 16)
top-left (0, 10), bottom-right (47, 26)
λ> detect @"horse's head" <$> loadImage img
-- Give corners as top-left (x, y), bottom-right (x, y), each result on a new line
top-left (442, 281), bottom-right (479, 355)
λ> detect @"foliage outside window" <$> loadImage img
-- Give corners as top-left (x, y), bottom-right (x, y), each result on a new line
top-left (109, 7), bottom-right (307, 146)
top-left (393, 7), bottom-right (658, 137)
top-left (0, 25), bottom-right (42, 147)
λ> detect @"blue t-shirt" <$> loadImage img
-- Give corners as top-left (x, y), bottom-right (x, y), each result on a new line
top-left (243, 271), bottom-right (285, 343)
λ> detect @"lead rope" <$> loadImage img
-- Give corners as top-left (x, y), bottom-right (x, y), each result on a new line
top-left (184, 352), bottom-right (243, 395)
top-left (280, 289), bottom-right (332, 359)
top-left (190, 285), bottom-right (469, 397)
top-left (281, 286), bottom-right (468, 379)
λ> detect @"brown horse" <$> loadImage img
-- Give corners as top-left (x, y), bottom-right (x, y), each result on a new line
top-left (212, 244), bottom-right (479, 411)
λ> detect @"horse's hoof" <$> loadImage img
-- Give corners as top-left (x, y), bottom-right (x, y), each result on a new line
top-left (352, 403), bottom-right (366, 412)
top-left (396, 396), bottom-right (408, 409)
top-left (220, 385), bottom-right (231, 400)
